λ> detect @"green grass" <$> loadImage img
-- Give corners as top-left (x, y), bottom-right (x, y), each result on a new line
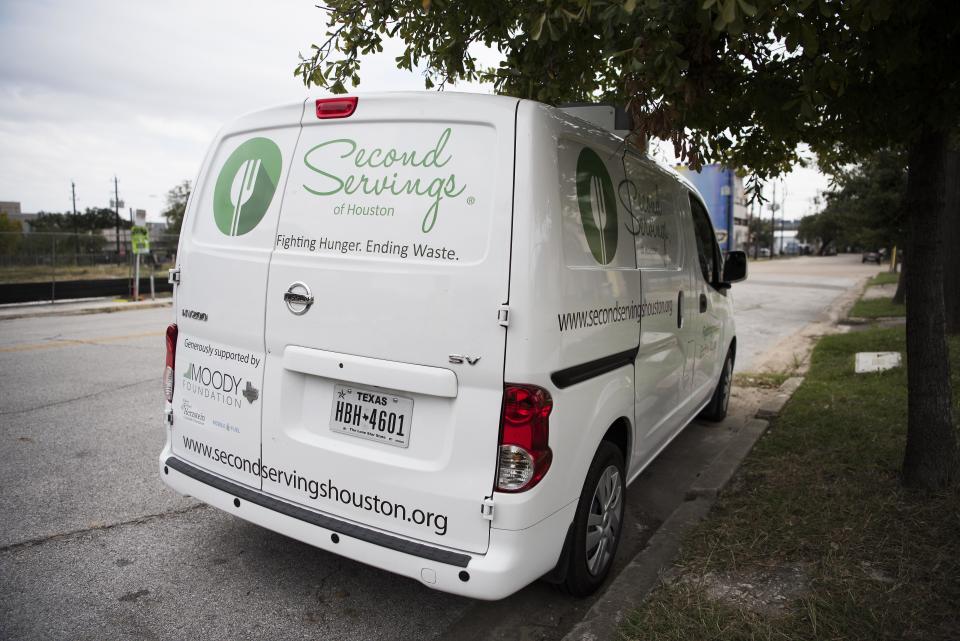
top-left (850, 297), bottom-right (906, 318)
top-left (868, 271), bottom-right (901, 286)
top-left (621, 327), bottom-right (960, 641)
top-left (0, 262), bottom-right (171, 283)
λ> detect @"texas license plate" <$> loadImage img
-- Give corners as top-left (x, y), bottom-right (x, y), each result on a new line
top-left (330, 384), bottom-right (413, 448)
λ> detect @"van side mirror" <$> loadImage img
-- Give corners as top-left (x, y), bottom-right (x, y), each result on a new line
top-left (721, 251), bottom-right (747, 285)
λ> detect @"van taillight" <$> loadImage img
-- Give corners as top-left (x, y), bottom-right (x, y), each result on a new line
top-left (164, 324), bottom-right (178, 403)
top-left (496, 384), bottom-right (553, 492)
top-left (316, 96), bottom-right (358, 119)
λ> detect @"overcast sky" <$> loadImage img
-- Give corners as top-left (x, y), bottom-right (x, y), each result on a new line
top-left (0, 0), bottom-right (827, 222)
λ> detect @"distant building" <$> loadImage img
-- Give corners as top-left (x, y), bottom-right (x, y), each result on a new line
top-left (676, 165), bottom-right (749, 252)
top-left (0, 201), bottom-right (21, 217)
top-left (146, 221), bottom-right (168, 237)
top-left (774, 229), bottom-right (810, 255)
top-left (0, 201), bottom-right (40, 232)
top-left (3, 199), bottom-right (170, 242)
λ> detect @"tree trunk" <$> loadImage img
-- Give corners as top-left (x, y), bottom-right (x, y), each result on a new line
top-left (902, 128), bottom-right (959, 490)
top-left (893, 254), bottom-right (906, 305)
top-left (945, 147), bottom-right (960, 334)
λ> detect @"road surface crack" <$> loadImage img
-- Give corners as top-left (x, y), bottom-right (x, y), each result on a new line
top-left (0, 378), bottom-right (154, 416)
top-left (0, 503), bottom-right (209, 554)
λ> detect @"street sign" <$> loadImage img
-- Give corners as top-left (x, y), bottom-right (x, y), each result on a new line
top-left (131, 226), bottom-right (150, 255)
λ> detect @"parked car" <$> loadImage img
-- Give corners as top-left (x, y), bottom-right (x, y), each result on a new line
top-left (862, 250), bottom-right (882, 263)
top-left (159, 92), bottom-right (747, 600)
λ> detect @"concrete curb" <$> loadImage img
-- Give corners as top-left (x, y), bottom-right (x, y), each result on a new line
top-left (755, 376), bottom-right (803, 419)
top-left (0, 299), bottom-right (171, 321)
top-left (841, 315), bottom-right (906, 325)
top-left (561, 416), bottom-right (770, 641)
top-left (687, 418), bottom-right (770, 499)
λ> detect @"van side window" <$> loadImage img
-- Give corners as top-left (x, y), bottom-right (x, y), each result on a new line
top-left (559, 140), bottom-right (639, 270)
top-left (690, 197), bottom-right (720, 285)
top-left (623, 157), bottom-right (683, 271)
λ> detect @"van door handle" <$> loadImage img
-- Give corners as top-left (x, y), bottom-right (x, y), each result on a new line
top-left (699, 293), bottom-right (708, 313)
top-left (677, 290), bottom-right (684, 329)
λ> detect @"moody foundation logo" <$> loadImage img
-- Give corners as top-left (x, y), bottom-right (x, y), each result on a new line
top-left (242, 381), bottom-right (259, 405)
top-left (575, 147), bottom-right (618, 265)
top-left (181, 362), bottom-right (245, 408)
top-left (213, 137), bottom-right (283, 236)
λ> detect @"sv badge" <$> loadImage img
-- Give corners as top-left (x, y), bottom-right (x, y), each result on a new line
top-left (449, 354), bottom-right (481, 366)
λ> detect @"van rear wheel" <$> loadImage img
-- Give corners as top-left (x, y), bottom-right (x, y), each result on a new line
top-left (700, 349), bottom-right (734, 422)
top-left (561, 441), bottom-right (626, 596)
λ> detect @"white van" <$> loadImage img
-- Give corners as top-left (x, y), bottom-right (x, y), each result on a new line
top-left (159, 92), bottom-right (746, 600)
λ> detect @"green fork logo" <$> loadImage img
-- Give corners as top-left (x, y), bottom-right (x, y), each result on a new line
top-left (213, 137), bottom-right (282, 236)
top-left (575, 147), bottom-right (618, 265)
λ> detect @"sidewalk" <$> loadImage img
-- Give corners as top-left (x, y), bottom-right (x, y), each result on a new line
top-left (0, 296), bottom-right (172, 321)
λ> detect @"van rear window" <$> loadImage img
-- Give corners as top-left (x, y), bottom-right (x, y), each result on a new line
top-left (278, 123), bottom-right (498, 265)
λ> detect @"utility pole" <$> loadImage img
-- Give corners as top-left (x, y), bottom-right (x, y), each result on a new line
top-left (780, 183), bottom-right (787, 256)
top-left (71, 181), bottom-right (79, 264)
top-left (113, 176), bottom-right (121, 255)
top-left (769, 181), bottom-right (778, 258)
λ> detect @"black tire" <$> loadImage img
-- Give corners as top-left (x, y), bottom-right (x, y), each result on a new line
top-left (561, 441), bottom-right (626, 597)
top-left (700, 348), bottom-right (734, 422)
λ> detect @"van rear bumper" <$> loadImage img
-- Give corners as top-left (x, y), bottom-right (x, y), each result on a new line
top-left (159, 447), bottom-right (575, 600)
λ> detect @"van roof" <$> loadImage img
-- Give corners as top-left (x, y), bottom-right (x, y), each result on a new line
top-left (229, 91), bottom-right (517, 120)
top-left (223, 91), bottom-right (695, 192)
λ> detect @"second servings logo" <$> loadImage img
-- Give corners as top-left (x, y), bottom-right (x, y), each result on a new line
top-left (212, 137), bottom-right (283, 237)
top-left (575, 147), bottom-right (618, 265)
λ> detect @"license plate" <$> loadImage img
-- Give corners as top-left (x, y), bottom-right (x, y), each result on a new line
top-left (330, 384), bottom-right (413, 448)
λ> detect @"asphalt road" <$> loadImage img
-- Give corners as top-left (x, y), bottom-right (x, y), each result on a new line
top-left (0, 254), bottom-right (879, 641)
top-left (732, 254), bottom-right (883, 371)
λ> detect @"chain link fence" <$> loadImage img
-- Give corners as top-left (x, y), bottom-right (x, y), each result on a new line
top-left (0, 231), bottom-right (179, 303)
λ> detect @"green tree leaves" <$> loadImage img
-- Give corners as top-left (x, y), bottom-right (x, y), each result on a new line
top-left (799, 150), bottom-right (907, 253)
top-left (702, 0), bottom-right (757, 32)
top-left (162, 180), bottom-right (192, 235)
top-left (295, 1), bottom-right (959, 186)
top-left (30, 208), bottom-right (127, 233)
top-left (0, 212), bottom-right (22, 255)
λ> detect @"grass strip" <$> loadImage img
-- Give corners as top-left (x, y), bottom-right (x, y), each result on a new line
top-left (622, 326), bottom-right (960, 641)
top-left (850, 297), bottom-right (905, 318)
top-left (867, 271), bottom-right (900, 287)
top-left (0, 263), bottom-right (172, 283)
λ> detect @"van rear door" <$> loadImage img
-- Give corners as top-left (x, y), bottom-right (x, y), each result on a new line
top-left (260, 94), bottom-right (518, 554)
top-left (171, 104), bottom-right (305, 488)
